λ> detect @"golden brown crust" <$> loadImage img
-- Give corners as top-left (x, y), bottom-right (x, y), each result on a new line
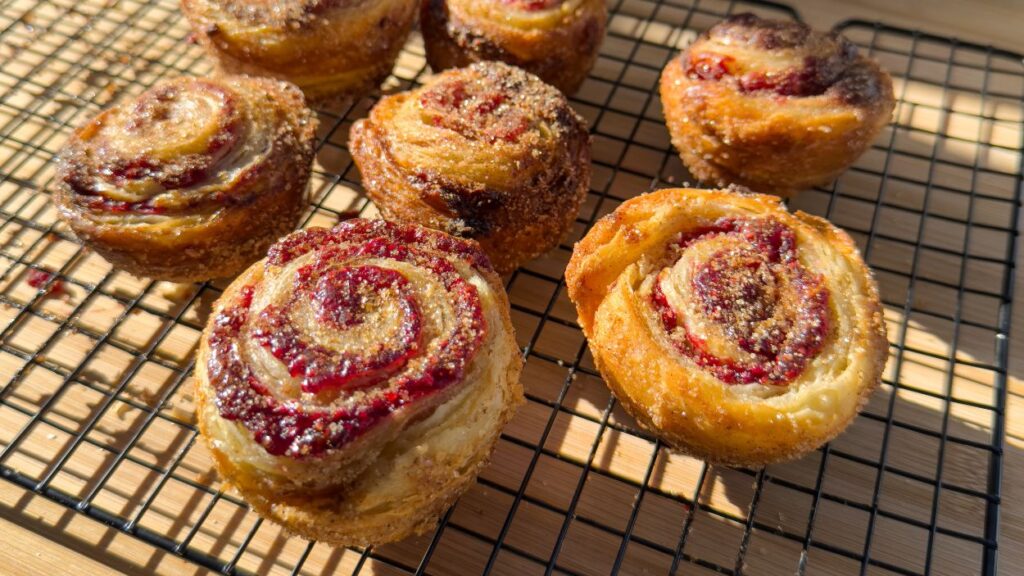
top-left (565, 188), bottom-right (888, 466)
top-left (421, 0), bottom-right (606, 94)
top-left (350, 61), bottom-right (591, 274)
top-left (659, 14), bottom-right (895, 197)
top-left (195, 220), bottom-right (523, 546)
top-left (181, 0), bottom-right (418, 103)
top-left (53, 75), bottom-right (316, 282)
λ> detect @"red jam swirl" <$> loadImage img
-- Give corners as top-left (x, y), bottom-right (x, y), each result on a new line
top-left (683, 14), bottom-right (863, 99)
top-left (251, 265), bottom-right (423, 394)
top-left (419, 78), bottom-right (530, 144)
top-left (222, 0), bottom-right (362, 24)
top-left (736, 56), bottom-right (832, 96)
top-left (688, 53), bottom-right (735, 81)
top-left (685, 52), bottom-right (833, 97)
top-left (63, 79), bottom-right (243, 214)
top-left (651, 218), bottom-right (830, 385)
top-left (206, 219), bottom-right (491, 457)
top-left (499, 0), bottom-right (564, 10)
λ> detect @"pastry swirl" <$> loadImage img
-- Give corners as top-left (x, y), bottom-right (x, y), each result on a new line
top-left (421, 0), bottom-right (607, 94)
top-left (54, 75), bottom-right (316, 282)
top-left (182, 0), bottom-right (418, 103)
top-left (566, 188), bottom-right (887, 466)
top-left (196, 219), bottom-right (523, 545)
top-left (350, 61), bottom-right (591, 274)
top-left (660, 14), bottom-right (895, 196)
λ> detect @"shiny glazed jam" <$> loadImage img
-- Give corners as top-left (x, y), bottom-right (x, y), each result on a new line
top-left (418, 78), bottom-right (530, 144)
top-left (650, 218), bottom-right (830, 385)
top-left (206, 219), bottom-right (491, 457)
top-left (62, 78), bottom-right (245, 214)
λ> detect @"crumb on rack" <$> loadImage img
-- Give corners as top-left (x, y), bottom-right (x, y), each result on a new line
top-left (159, 281), bottom-right (195, 302)
top-left (26, 268), bottom-right (65, 298)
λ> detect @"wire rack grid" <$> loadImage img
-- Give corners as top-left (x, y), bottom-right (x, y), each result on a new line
top-left (0, 0), bottom-right (1021, 575)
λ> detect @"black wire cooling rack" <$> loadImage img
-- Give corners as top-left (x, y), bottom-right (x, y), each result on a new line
top-left (0, 0), bottom-right (1021, 575)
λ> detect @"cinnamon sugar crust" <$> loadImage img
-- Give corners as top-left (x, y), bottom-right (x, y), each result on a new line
top-left (53, 75), bottom-right (317, 282)
top-left (195, 219), bottom-right (524, 546)
top-left (659, 13), bottom-right (896, 197)
top-left (350, 62), bottom-right (591, 274)
top-left (182, 0), bottom-right (418, 103)
top-left (421, 0), bottom-right (606, 94)
top-left (566, 188), bottom-right (888, 466)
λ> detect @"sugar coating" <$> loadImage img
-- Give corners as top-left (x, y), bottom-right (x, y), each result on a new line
top-left (648, 217), bottom-right (830, 386)
top-left (206, 219), bottom-right (493, 458)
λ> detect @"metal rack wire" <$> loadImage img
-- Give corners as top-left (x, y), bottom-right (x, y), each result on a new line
top-left (0, 0), bottom-right (1020, 574)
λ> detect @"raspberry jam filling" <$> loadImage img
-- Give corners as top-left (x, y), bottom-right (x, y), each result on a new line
top-left (65, 79), bottom-right (243, 213)
top-left (252, 265), bottom-right (423, 394)
top-left (223, 0), bottom-right (362, 24)
top-left (26, 268), bottom-right (65, 297)
top-left (685, 52), bottom-right (833, 97)
top-left (499, 0), bottom-right (564, 10)
top-left (651, 218), bottom-right (830, 385)
top-left (735, 57), bottom-right (832, 96)
top-left (207, 220), bottom-right (490, 457)
top-left (688, 53), bottom-right (735, 81)
top-left (419, 78), bottom-right (530, 144)
top-left (79, 195), bottom-right (167, 215)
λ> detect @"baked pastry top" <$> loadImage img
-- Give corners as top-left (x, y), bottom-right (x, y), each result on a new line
top-left (566, 187), bottom-right (888, 466)
top-left (54, 75), bottom-right (316, 282)
top-left (350, 61), bottom-right (591, 274)
top-left (421, 0), bottom-right (607, 94)
top-left (196, 218), bottom-right (523, 545)
top-left (660, 14), bottom-right (895, 196)
top-left (182, 0), bottom-right (419, 103)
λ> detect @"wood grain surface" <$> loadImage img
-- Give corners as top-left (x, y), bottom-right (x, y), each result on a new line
top-left (0, 0), bottom-right (1021, 575)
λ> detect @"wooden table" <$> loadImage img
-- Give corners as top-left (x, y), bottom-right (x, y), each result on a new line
top-left (1, 0), bottom-right (1021, 574)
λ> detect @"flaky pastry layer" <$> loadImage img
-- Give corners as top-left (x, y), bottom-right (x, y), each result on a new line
top-left (421, 0), bottom-right (606, 94)
top-left (566, 188), bottom-right (888, 466)
top-left (182, 0), bottom-right (418, 103)
top-left (196, 220), bottom-right (524, 545)
top-left (659, 14), bottom-right (895, 197)
top-left (54, 75), bottom-right (316, 282)
top-left (350, 62), bottom-right (591, 274)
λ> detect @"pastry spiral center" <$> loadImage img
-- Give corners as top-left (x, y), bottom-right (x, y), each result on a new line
top-left (99, 81), bottom-right (241, 192)
top-left (122, 83), bottom-right (237, 162)
top-left (685, 52), bottom-right (836, 97)
top-left (684, 14), bottom-right (858, 98)
top-left (650, 218), bottom-right (830, 385)
top-left (253, 265), bottom-right (423, 394)
top-left (418, 78), bottom-right (529, 144)
top-left (61, 78), bottom-right (267, 215)
top-left (693, 249), bottom-right (778, 328)
top-left (313, 266), bottom-right (409, 329)
top-left (207, 220), bottom-right (490, 457)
